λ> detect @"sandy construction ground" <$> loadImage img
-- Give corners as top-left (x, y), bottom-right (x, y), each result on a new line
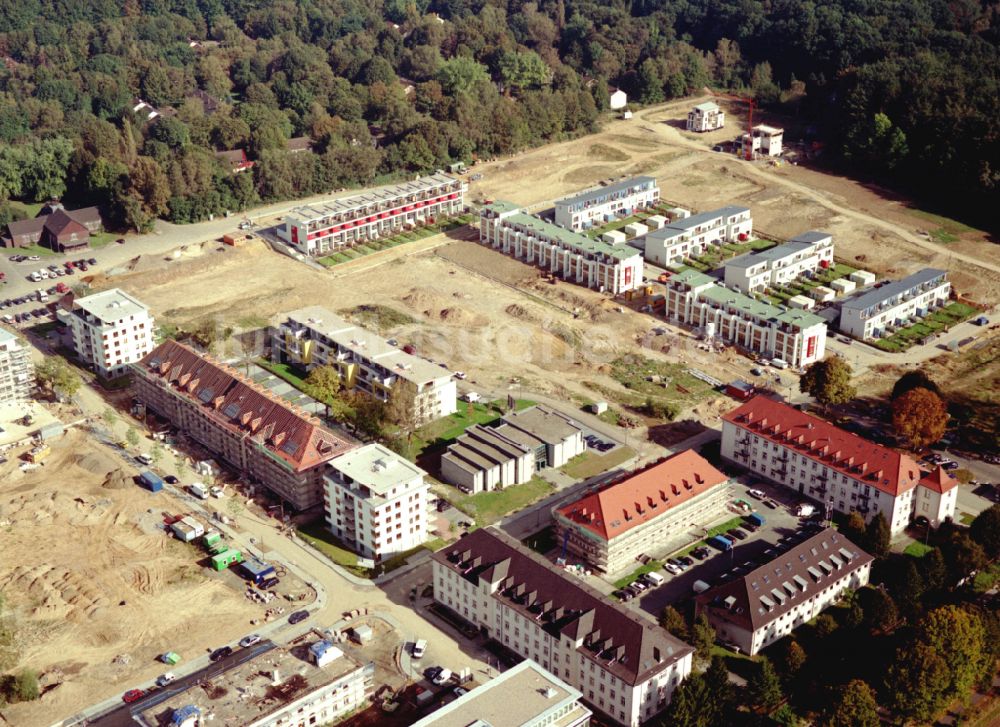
top-left (0, 429), bottom-right (262, 726)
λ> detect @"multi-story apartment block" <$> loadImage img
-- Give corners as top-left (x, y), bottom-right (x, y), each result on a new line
top-left (479, 202), bottom-right (643, 294)
top-left (58, 288), bottom-right (154, 378)
top-left (133, 340), bottom-right (354, 510)
top-left (721, 396), bottom-right (958, 534)
top-left (686, 102), bottom-right (725, 132)
top-left (696, 528), bottom-right (872, 655)
top-left (644, 206), bottom-right (752, 267)
top-left (724, 232), bottom-right (834, 294)
top-left (272, 306), bottom-right (457, 423)
top-left (665, 269), bottom-right (827, 368)
top-left (554, 177), bottom-right (659, 230)
top-left (412, 659), bottom-right (593, 727)
top-left (741, 124), bottom-right (783, 157)
top-left (278, 174), bottom-right (467, 257)
top-left (555, 451), bottom-right (732, 574)
top-left (839, 268), bottom-right (950, 341)
top-left (135, 641), bottom-right (373, 727)
top-left (324, 443), bottom-right (430, 562)
top-left (0, 329), bottom-right (33, 404)
top-left (432, 529), bottom-right (694, 727)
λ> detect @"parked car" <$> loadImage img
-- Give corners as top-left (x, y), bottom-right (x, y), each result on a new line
top-left (122, 689), bottom-right (145, 703)
top-left (288, 610), bottom-right (309, 625)
top-left (763, 499), bottom-right (778, 509)
top-left (664, 563), bottom-right (683, 575)
top-left (613, 589), bottom-right (633, 601)
top-left (209, 646), bottom-right (233, 662)
top-left (239, 634), bottom-right (261, 648)
top-left (727, 528), bottom-right (748, 541)
top-left (164, 475), bottom-right (179, 484)
top-left (88, 257), bottom-right (97, 265)
top-left (432, 668), bottom-right (453, 686)
top-left (411, 639), bottom-right (427, 659)
top-left (942, 461), bottom-right (960, 471)
top-left (424, 666), bottom-right (443, 681)
top-left (679, 556), bottom-right (694, 567)
top-left (691, 547), bottom-right (710, 561)
top-left (259, 576), bottom-right (280, 590)
top-left (748, 489), bottom-right (766, 499)
top-left (453, 686), bottom-right (469, 697)
top-left (155, 672), bottom-right (176, 687)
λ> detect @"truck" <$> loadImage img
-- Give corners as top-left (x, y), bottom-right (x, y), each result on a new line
top-left (747, 513), bottom-right (766, 528)
top-left (189, 482), bottom-right (209, 499)
top-left (139, 471), bottom-right (163, 492)
top-left (795, 503), bottom-right (816, 517)
top-left (708, 535), bottom-right (733, 551)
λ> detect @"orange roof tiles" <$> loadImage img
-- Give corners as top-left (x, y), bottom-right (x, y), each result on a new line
top-left (557, 450), bottom-right (729, 540)
top-left (723, 395), bottom-right (921, 497)
top-left (919, 466), bottom-right (958, 494)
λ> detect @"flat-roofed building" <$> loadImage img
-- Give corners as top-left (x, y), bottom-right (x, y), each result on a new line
top-left (324, 443), bottom-right (430, 562)
top-left (479, 203), bottom-right (643, 294)
top-left (721, 396), bottom-right (958, 534)
top-left (665, 269), bottom-right (826, 369)
top-left (554, 177), bottom-right (659, 231)
top-left (278, 174), bottom-right (466, 256)
top-left (57, 288), bottom-right (154, 378)
top-left (742, 124), bottom-right (783, 157)
top-left (133, 340), bottom-right (354, 510)
top-left (686, 102), bottom-right (724, 132)
top-left (555, 451), bottom-right (732, 574)
top-left (411, 659), bottom-right (592, 727)
top-left (644, 206), bottom-right (752, 267)
top-left (839, 269), bottom-right (950, 341)
top-left (432, 529), bottom-right (694, 726)
top-left (696, 528), bottom-right (872, 655)
top-left (0, 329), bottom-right (32, 404)
top-left (724, 232), bottom-right (834, 294)
top-left (272, 306), bottom-right (456, 423)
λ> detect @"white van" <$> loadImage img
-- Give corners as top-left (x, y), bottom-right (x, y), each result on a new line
top-left (644, 571), bottom-right (665, 587)
top-left (692, 580), bottom-right (712, 594)
top-left (189, 483), bottom-right (209, 500)
top-left (771, 358), bottom-right (789, 369)
top-left (412, 639), bottom-right (427, 659)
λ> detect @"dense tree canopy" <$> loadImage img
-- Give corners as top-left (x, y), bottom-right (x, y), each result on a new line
top-left (892, 387), bottom-right (949, 450)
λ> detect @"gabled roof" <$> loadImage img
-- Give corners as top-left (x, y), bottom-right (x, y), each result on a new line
top-left (919, 466), bottom-right (958, 494)
top-left (696, 528), bottom-right (872, 632)
top-left (557, 450), bottom-right (729, 541)
top-left (215, 149), bottom-right (248, 164)
top-left (433, 528), bottom-right (692, 685)
top-left (136, 340), bottom-right (354, 472)
top-left (286, 136), bottom-right (314, 152)
top-left (6, 217), bottom-right (45, 238)
top-left (44, 210), bottom-right (89, 238)
top-left (723, 396), bottom-right (922, 497)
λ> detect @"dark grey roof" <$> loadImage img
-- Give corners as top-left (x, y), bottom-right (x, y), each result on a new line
top-left (788, 231), bottom-right (831, 244)
top-left (841, 268), bottom-right (948, 311)
top-left (555, 176), bottom-right (656, 208)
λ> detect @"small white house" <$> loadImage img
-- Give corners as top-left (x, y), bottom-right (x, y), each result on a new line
top-left (811, 285), bottom-right (836, 302)
top-left (624, 222), bottom-right (649, 238)
top-left (830, 279), bottom-right (856, 295)
top-left (646, 214), bottom-right (667, 230)
top-left (609, 88), bottom-right (628, 111)
top-left (601, 229), bottom-right (627, 245)
top-left (787, 295), bottom-right (815, 310)
top-left (850, 270), bottom-right (877, 286)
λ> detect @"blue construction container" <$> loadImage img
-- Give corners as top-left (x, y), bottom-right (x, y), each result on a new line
top-left (238, 557), bottom-right (276, 584)
top-left (747, 513), bottom-right (766, 527)
top-left (140, 471), bottom-right (163, 492)
top-left (708, 535), bottom-right (733, 551)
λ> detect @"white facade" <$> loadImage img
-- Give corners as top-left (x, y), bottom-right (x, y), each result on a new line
top-left (686, 102), bottom-right (724, 132)
top-left (742, 124), bottom-right (783, 156)
top-left (324, 443), bottom-right (430, 562)
top-left (665, 270), bottom-right (827, 369)
top-left (480, 203), bottom-right (643, 294)
top-left (554, 177), bottom-right (659, 231)
top-left (58, 288), bottom-right (154, 378)
top-left (272, 306), bottom-right (457, 423)
top-left (839, 269), bottom-right (951, 340)
top-left (723, 232), bottom-right (834, 294)
top-left (0, 329), bottom-right (33, 404)
top-left (644, 206), bottom-right (753, 266)
top-left (609, 89), bottom-right (628, 110)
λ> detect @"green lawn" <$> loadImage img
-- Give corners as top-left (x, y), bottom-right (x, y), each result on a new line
top-left (89, 231), bottom-right (116, 249)
top-left (973, 563), bottom-right (1000, 593)
top-left (256, 359), bottom-right (309, 390)
top-left (316, 214), bottom-right (474, 268)
top-left (614, 560), bottom-right (665, 589)
top-left (904, 542), bottom-right (934, 558)
top-left (873, 302), bottom-right (981, 352)
top-left (296, 521), bottom-right (365, 576)
top-left (609, 354), bottom-right (716, 408)
top-left (340, 304), bottom-right (417, 333)
top-left (911, 209), bottom-right (978, 244)
top-left (560, 447), bottom-right (635, 479)
top-left (451, 477), bottom-right (554, 526)
top-left (412, 398), bottom-right (535, 457)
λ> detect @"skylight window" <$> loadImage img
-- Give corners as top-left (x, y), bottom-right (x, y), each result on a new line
top-left (197, 387), bottom-right (214, 403)
top-left (223, 403), bottom-right (240, 419)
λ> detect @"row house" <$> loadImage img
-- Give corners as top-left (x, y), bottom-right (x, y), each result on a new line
top-left (723, 232), bottom-right (834, 294)
top-left (839, 268), bottom-right (950, 340)
top-left (644, 206), bottom-right (753, 267)
top-left (554, 177), bottom-right (659, 231)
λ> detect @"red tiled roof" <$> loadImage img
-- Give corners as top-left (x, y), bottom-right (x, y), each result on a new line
top-left (722, 396), bottom-right (921, 497)
top-left (138, 340), bottom-right (353, 472)
top-left (45, 210), bottom-right (89, 238)
top-left (557, 450), bottom-right (729, 540)
top-left (919, 466), bottom-right (957, 494)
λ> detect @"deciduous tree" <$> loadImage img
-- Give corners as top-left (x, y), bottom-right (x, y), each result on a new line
top-left (659, 606), bottom-right (687, 639)
top-left (799, 358), bottom-right (855, 406)
top-left (891, 370), bottom-right (940, 400)
top-left (746, 657), bottom-right (783, 710)
top-left (892, 387), bottom-right (948, 450)
top-left (689, 612), bottom-right (715, 661)
top-left (303, 366), bottom-right (353, 422)
top-left (824, 679), bottom-right (879, 727)
top-left (863, 512), bottom-right (891, 558)
top-left (969, 504), bottom-right (1000, 559)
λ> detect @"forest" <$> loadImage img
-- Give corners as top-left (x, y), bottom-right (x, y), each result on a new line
top-left (0, 0), bottom-right (995, 231)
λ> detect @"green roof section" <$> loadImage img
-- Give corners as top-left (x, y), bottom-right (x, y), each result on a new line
top-left (505, 211), bottom-right (640, 261)
top-left (482, 200), bottom-right (521, 215)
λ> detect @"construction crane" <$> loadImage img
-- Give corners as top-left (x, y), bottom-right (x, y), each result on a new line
top-left (709, 90), bottom-right (757, 161)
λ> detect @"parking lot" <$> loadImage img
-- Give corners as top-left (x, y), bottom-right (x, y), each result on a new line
top-left (1, 254), bottom-right (102, 327)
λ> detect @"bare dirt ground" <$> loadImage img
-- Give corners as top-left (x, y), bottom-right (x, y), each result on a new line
top-left (0, 429), bottom-right (262, 726)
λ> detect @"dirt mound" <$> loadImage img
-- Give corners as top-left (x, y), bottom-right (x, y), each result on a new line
top-left (505, 303), bottom-right (537, 321)
top-left (74, 451), bottom-right (117, 476)
top-left (439, 307), bottom-right (485, 326)
top-left (102, 471), bottom-right (132, 490)
top-left (400, 287), bottom-right (451, 311)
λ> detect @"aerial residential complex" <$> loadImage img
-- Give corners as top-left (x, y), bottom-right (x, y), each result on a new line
top-left (479, 202), bottom-right (643, 295)
top-left (58, 288), bottom-right (155, 378)
top-left (324, 443), bottom-right (430, 563)
top-left (278, 173), bottom-right (467, 257)
top-left (839, 268), bottom-right (951, 341)
top-left (432, 529), bottom-right (694, 726)
top-left (411, 660), bottom-right (593, 727)
top-left (723, 232), bottom-right (834, 294)
top-left (696, 529), bottom-right (873, 655)
top-left (721, 396), bottom-right (958, 534)
top-left (441, 405), bottom-right (585, 493)
top-left (272, 306), bottom-right (457, 423)
top-left (553, 177), bottom-right (659, 231)
top-left (134, 641), bottom-right (373, 727)
top-left (643, 206), bottom-right (753, 267)
top-left (686, 102), bottom-right (725, 132)
top-left (133, 339), bottom-right (355, 510)
top-left (555, 451), bottom-right (732, 574)
top-left (664, 269), bottom-right (827, 369)
top-left (0, 329), bottom-right (33, 405)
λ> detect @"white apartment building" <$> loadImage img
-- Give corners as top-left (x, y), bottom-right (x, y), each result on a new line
top-left (724, 231), bottom-right (834, 294)
top-left (555, 450), bottom-right (732, 574)
top-left (278, 174), bottom-right (467, 257)
top-left (839, 268), bottom-right (950, 341)
top-left (58, 288), bottom-right (154, 378)
top-left (721, 396), bottom-right (958, 534)
top-left (324, 443), bottom-right (430, 562)
top-left (696, 528), bottom-right (873, 655)
top-left (0, 329), bottom-right (33, 404)
top-left (644, 206), bottom-right (752, 267)
top-left (686, 102), bottom-right (724, 132)
top-left (554, 177), bottom-right (659, 231)
top-left (411, 659), bottom-right (592, 727)
top-left (432, 529), bottom-right (694, 727)
top-left (665, 269), bottom-right (827, 369)
top-left (742, 124), bottom-right (783, 157)
top-left (480, 202), bottom-right (643, 294)
top-left (272, 306), bottom-right (457, 423)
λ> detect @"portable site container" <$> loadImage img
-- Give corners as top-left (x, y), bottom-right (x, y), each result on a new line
top-left (211, 549), bottom-right (243, 571)
top-left (139, 471), bottom-right (164, 492)
top-left (208, 541), bottom-right (229, 556)
top-left (203, 530), bottom-right (222, 548)
top-left (160, 651), bottom-right (181, 665)
top-left (747, 513), bottom-right (766, 527)
top-left (26, 445), bottom-right (50, 463)
top-left (238, 558), bottom-right (276, 585)
top-left (709, 535), bottom-right (733, 551)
